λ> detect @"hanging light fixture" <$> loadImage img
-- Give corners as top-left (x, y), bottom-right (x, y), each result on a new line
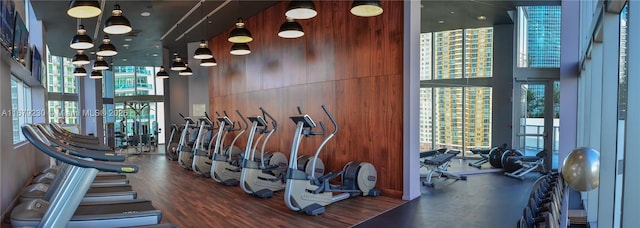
top-left (200, 57), bottom-right (217, 67)
top-left (228, 18), bottom-right (252, 43)
top-left (278, 18), bottom-right (304, 38)
top-left (73, 66), bottom-right (87, 76)
top-left (179, 64), bottom-right (193, 76)
top-left (194, 40), bottom-right (213, 60)
top-left (67, 1), bottom-right (102, 18)
top-left (90, 70), bottom-right (103, 79)
top-left (230, 43), bottom-right (251, 55)
top-left (156, 66), bottom-right (170, 79)
top-left (104, 4), bottom-right (132, 35)
top-left (351, 0), bottom-right (383, 17)
top-left (72, 50), bottom-right (90, 65)
top-left (97, 35), bottom-right (118, 56)
top-left (93, 56), bottom-right (109, 70)
top-left (171, 52), bottom-right (187, 71)
top-left (70, 25), bottom-right (94, 49)
top-left (285, 1), bottom-right (317, 19)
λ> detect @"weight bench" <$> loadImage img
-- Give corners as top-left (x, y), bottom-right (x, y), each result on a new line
top-left (505, 150), bottom-right (547, 180)
top-left (468, 149), bottom-right (491, 169)
top-left (420, 149), bottom-right (467, 187)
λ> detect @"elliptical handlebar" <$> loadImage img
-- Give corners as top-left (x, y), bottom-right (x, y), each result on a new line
top-left (321, 104), bottom-right (338, 135)
top-left (236, 110), bottom-right (249, 131)
top-left (179, 113), bottom-right (185, 118)
top-left (260, 107), bottom-right (277, 130)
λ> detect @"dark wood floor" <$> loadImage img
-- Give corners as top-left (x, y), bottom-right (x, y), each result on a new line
top-left (124, 154), bottom-right (404, 227)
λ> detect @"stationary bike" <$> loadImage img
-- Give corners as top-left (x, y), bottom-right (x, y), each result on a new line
top-left (210, 111), bottom-right (246, 185)
top-left (284, 105), bottom-right (380, 215)
top-left (239, 107), bottom-right (288, 198)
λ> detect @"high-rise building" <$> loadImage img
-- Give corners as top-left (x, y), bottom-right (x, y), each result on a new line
top-left (419, 28), bottom-right (493, 152)
top-left (524, 6), bottom-right (562, 68)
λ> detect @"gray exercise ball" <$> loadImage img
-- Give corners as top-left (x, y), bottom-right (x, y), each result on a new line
top-left (561, 147), bottom-right (600, 192)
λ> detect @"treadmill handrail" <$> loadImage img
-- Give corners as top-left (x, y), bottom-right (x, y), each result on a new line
top-left (35, 130), bottom-right (125, 162)
top-left (22, 126), bottom-right (138, 173)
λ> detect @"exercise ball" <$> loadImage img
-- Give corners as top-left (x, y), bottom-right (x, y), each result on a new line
top-left (562, 147), bottom-right (600, 192)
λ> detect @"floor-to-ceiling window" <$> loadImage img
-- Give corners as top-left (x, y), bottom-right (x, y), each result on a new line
top-left (11, 77), bottom-right (32, 143)
top-left (46, 46), bottom-right (79, 125)
top-left (419, 27), bottom-right (493, 155)
top-left (110, 65), bottom-right (166, 145)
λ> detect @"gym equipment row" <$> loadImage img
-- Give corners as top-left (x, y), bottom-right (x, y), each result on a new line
top-left (166, 105), bottom-right (381, 215)
top-left (12, 124), bottom-right (176, 228)
top-left (468, 143), bottom-right (548, 179)
top-left (517, 173), bottom-right (565, 228)
top-left (419, 148), bottom-right (467, 187)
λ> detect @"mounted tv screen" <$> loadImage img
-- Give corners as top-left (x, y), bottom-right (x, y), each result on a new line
top-left (0, 0), bottom-right (15, 50)
top-left (12, 13), bottom-right (28, 66)
top-left (32, 46), bottom-right (42, 84)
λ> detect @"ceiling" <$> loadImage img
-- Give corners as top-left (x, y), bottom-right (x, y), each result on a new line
top-left (420, 0), bottom-right (560, 33)
top-left (32, 0), bottom-right (278, 67)
top-left (32, 0), bottom-right (561, 67)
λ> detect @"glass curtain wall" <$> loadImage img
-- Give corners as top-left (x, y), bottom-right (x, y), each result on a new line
top-left (419, 27), bottom-right (494, 155)
top-left (46, 46), bottom-right (79, 125)
top-left (110, 66), bottom-right (165, 145)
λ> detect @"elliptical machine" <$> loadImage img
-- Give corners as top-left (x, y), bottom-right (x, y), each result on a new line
top-left (210, 111), bottom-right (246, 185)
top-left (165, 123), bottom-right (182, 161)
top-left (177, 114), bottom-right (200, 170)
top-left (284, 105), bottom-right (380, 215)
top-left (239, 107), bottom-right (288, 198)
top-left (191, 113), bottom-right (217, 176)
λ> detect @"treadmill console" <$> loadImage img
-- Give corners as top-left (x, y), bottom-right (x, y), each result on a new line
top-left (289, 115), bottom-right (316, 128)
top-left (247, 116), bottom-right (268, 127)
top-left (198, 117), bottom-right (213, 126)
top-left (217, 116), bottom-right (234, 127)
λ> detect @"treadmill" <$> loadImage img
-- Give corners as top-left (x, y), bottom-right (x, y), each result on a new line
top-left (12, 125), bottom-right (162, 228)
top-left (32, 124), bottom-right (129, 186)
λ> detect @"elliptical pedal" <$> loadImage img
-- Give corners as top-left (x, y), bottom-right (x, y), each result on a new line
top-left (302, 204), bottom-right (325, 216)
top-left (222, 179), bottom-right (239, 186)
top-left (253, 189), bottom-right (274, 198)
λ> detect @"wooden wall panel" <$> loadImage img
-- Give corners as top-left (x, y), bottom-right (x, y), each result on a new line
top-left (209, 0), bottom-right (403, 196)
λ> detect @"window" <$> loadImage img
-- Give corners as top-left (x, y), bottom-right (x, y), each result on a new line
top-left (516, 6), bottom-right (562, 68)
top-left (420, 27), bottom-right (494, 153)
top-left (11, 77), bottom-right (33, 144)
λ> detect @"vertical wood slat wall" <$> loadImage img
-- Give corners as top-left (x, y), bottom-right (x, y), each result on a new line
top-left (208, 0), bottom-right (403, 196)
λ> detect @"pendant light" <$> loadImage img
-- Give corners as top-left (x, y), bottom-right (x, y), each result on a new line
top-left (171, 52), bottom-right (187, 71)
top-left (156, 66), bottom-right (170, 79)
top-left (72, 50), bottom-right (90, 65)
top-left (73, 66), bottom-right (87, 76)
top-left (67, 1), bottom-right (102, 18)
top-left (194, 5), bottom-right (214, 59)
top-left (285, 1), bottom-right (317, 19)
top-left (230, 43), bottom-right (251, 55)
top-left (278, 18), bottom-right (304, 38)
top-left (351, 0), bottom-right (383, 17)
top-left (200, 57), bottom-right (217, 67)
top-left (90, 70), bottom-right (103, 79)
top-left (228, 18), bottom-right (252, 43)
top-left (104, 4), bottom-right (132, 35)
top-left (97, 35), bottom-right (118, 56)
top-left (179, 64), bottom-right (193, 76)
top-left (70, 25), bottom-right (94, 49)
top-left (93, 56), bottom-right (109, 70)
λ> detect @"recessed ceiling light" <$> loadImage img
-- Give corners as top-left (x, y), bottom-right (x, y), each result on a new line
top-left (478, 16), bottom-right (487, 20)
top-left (141, 11), bottom-right (151, 17)
top-left (123, 44), bottom-right (130, 48)
top-left (124, 38), bottom-right (132, 41)
top-left (152, 53), bottom-right (158, 57)
top-left (122, 58), bottom-right (127, 61)
top-left (450, 11), bottom-right (454, 14)
top-left (438, 20), bottom-right (444, 24)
